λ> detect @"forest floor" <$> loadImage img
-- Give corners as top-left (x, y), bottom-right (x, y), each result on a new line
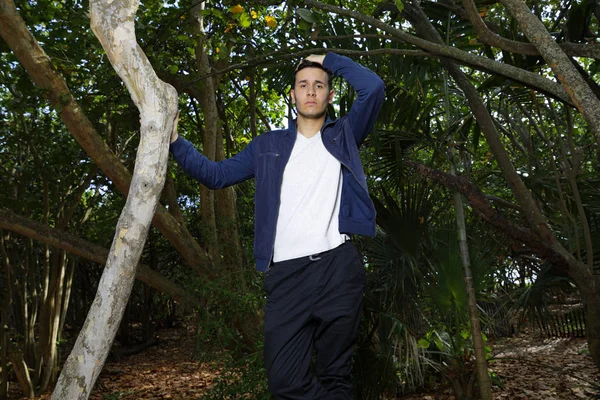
top-left (8, 327), bottom-right (600, 399)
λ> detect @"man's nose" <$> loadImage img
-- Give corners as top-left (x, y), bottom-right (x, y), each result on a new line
top-left (307, 87), bottom-right (316, 96)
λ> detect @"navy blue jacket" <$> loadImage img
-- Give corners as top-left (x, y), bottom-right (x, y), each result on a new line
top-left (170, 52), bottom-right (385, 272)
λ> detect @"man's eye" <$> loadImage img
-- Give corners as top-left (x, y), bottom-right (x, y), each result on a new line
top-left (316, 85), bottom-right (324, 89)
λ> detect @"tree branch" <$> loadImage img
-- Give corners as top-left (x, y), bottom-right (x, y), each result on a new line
top-left (462, 0), bottom-right (600, 59)
top-left (405, 161), bottom-right (576, 276)
top-left (499, 0), bottom-right (600, 147)
top-left (303, 0), bottom-right (573, 105)
top-left (0, 208), bottom-right (201, 308)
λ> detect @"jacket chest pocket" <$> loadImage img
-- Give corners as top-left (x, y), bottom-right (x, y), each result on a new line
top-left (257, 152), bottom-right (280, 182)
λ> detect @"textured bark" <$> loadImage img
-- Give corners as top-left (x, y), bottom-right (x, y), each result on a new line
top-left (51, 0), bottom-right (178, 396)
top-left (0, 0), bottom-right (211, 276)
top-left (0, 208), bottom-right (201, 308)
top-left (462, 0), bottom-right (600, 59)
top-left (500, 0), bottom-right (600, 147)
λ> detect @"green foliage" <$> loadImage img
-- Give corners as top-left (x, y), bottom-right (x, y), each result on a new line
top-left (185, 272), bottom-right (269, 399)
top-left (3, 0), bottom-right (600, 396)
top-left (199, 349), bottom-right (270, 399)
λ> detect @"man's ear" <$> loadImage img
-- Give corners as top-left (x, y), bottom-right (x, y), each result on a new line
top-left (328, 90), bottom-right (335, 104)
top-left (290, 89), bottom-right (296, 104)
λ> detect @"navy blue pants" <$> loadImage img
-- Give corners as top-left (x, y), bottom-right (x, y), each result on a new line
top-left (263, 242), bottom-right (365, 399)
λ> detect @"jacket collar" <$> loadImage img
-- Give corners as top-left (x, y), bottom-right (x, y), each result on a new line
top-left (286, 115), bottom-right (335, 135)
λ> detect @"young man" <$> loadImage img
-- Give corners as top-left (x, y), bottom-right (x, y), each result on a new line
top-left (170, 52), bottom-right (385, 399)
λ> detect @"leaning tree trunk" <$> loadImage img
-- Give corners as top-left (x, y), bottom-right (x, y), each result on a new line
top-left (0, 0), bottom-right (212, 276)
top-left (452, 182), bottom-right (493, 400)
top-left (499, 0), bottom-right (600, 147)
top-left (51, 0), bottom-right (178, 398)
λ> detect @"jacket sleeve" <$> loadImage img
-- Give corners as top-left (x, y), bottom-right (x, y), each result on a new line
top-left (323, 52), bottom-right (385, 147)
top-left (169, 136), bottom-right (255, 189)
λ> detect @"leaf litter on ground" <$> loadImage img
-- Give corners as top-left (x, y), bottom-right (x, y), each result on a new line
top-left (7, 328), bottom-right (600, 399)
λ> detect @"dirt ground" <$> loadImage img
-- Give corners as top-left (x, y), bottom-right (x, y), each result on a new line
top-left (7, 329), bottom-right (600, 399)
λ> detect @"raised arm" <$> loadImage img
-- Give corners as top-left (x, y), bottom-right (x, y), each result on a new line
top-left (170, 133), bottom-right (255, 189)
top-left (322, 53), bottom-right (385, 146)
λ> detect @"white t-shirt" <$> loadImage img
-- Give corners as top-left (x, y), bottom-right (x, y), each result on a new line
top-left (272, 131), bottom-right (347, 262)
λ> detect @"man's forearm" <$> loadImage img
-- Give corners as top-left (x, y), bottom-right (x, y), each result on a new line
top-left (323, 53), bottom-right (385, 144)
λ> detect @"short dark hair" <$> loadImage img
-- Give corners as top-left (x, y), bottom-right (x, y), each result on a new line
top-left (293, 60), bottom-right (333, 90)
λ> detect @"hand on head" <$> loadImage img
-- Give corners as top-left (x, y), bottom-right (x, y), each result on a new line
top-left (303, 54), bottom-right (325, 65)
top-left (296, 54), bottom-right (326, 71)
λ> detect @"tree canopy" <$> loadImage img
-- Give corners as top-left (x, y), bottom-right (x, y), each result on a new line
top-left (1, 0), bottom-right (600, 398)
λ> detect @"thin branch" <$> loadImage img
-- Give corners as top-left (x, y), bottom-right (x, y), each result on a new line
top-left (303, 0), bottom-right (573, 105)
top-left (462, 0), bottom-right (600, 59)
top-left (405, 161), bottom-right (571, 273)
top-left (485, 195), bottom-right (522, 211)
top-left (0, 208), bottom-right (202, 308)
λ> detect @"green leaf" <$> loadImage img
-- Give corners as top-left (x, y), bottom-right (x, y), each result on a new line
top-left (417, 338), bottom-right (430, 349)
top-left (298, 19), bottom-right (311, 33)
top-left (395, 0), bottom-right (404, 12)
top-left (240, 12), bottom-right (252, 28)
top-left (169, 65), bottom-right (179, 74)
top-left (297, 8), bottom-right (317, 23)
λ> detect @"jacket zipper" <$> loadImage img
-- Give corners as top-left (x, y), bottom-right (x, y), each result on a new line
top-left (325, 122), bottom-right (370, 196)
top-left (267, 154), bottom-right (285, 269)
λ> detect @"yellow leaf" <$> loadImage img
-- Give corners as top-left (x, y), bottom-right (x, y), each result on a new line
top-left (251, 10), bottom-right (258, 19)
top-left (479, 8), bottom-right (488, 17)
top-left (230, 4), bottom-right (243, 14)
top-left (265, 15), bottom-right (277, 29)
top-left (216, 47), bottom-right (220, 53)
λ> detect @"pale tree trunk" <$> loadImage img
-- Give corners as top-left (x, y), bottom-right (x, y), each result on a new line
top-left (51, 0), bottom-right (178, 397)
top-left (38, 250), bottom-right (68, 392)
top-left (0, 0), bottom-right (212, 275)
top-left (499, 0), bottom-right (600, 147)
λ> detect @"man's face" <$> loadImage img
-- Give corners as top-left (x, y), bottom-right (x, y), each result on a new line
top-left (291, 67), bottom-right (334, 121)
